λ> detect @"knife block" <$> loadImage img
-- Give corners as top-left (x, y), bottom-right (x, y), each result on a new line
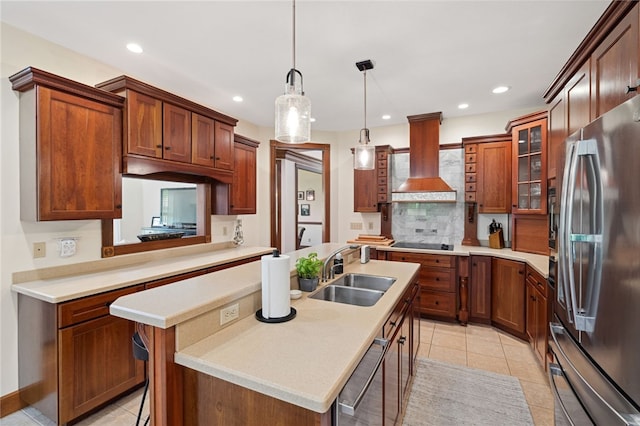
top-left (488, 229), bottom-right (505, 249)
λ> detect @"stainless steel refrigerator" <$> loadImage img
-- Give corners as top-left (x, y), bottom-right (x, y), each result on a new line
top-left (550, 95), bottom-right (640, 425)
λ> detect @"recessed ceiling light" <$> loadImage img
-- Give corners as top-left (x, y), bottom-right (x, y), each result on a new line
top-left (382, 114), bottom-right (391, 120)
top-left (458, 103), bottom-right (469, 109)
top-left (126, 43), bottom-right (143, 54)
top-left (310, 117), bottom-right (316, 123)
top-left (232, 96), bottom-right (243, 102)
top-left (492, 86), bottom-right (510, 94)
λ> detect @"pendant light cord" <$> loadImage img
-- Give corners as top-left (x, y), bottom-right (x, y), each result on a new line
top-left (292, 0), bottom-right (296, 71)
top-left (363, 70), bottom-right (367, 130)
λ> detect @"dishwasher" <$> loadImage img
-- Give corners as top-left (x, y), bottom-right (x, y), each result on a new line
top-left (334, 336), bottom-right (389, 425)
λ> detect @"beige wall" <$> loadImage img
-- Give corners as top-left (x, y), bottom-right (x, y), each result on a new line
top-left (0, 22), bottom-right (545, 398)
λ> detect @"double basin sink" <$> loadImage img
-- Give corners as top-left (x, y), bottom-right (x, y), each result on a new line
top-left (308, 273), bottom-right (396, 307)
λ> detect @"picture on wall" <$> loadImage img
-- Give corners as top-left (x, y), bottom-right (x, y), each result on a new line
top-left (297, 191), bottom-right (304, 200)
top-left (300, 204), bottom-right (310, 216)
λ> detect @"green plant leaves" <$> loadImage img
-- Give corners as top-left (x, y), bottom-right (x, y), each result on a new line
top-left (295, 252), bottom-right (323, 279)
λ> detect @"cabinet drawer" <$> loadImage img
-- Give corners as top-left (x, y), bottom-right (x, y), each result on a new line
top-left (465, 192), bottom-right (477, 202)
top-left (378, 185), bottom-right (388, 194)
top-left (466, 173), bottom-right (477, 183)
top-left (465, 163), bottom-right (476, 173)
top-left (377, 159), bottom-right (387, 170)
top-left (377, 151), bottom-right (388, 161)
top-left (384, 283), bottom-right (418, 338)
top-left (58, 284), bottom-right (144, 328)
top-left (465, 183), bottom-right (476, 192)
top-left (465, 144), bottom-right (477, 154)
top-left (377, 167), bottom-right (388, 177)
top-left (420, 269), bottom-right (456, 292)
top-left (420, 290), bottom-right (456, 318)
top-left (389, 252), bottom-right (454, 268)
top-left (526, 267), bottom-right (547, 297)
top-left (378, 177), bottom-right (387, 185)
top-left (465, 153), bottom-right (477, 163)
top-left (377, 193), bottom-right (388, 203)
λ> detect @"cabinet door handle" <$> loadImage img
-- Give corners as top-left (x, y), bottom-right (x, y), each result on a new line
top-left (519, 270), bottom-right (524, 275)
top-left (165, 146), bottom-right (171, 150)
top-left (398, 336), bottom-right (407, 345)
top-left (156, 144), bottom-right (162, 148)
top-left (435, 277), bottom-right (440, 281)
top-left (434, 300), bottom-right (439, 305)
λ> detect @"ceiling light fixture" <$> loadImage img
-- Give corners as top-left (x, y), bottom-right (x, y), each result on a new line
top-left (232, 96), bottom-right (243, 102)
top-left (126, 43), bottom-right (143, 54)
top-left (382, 114), bottom-right (391, 120)
top-left (354, 59), bottom-right (375, 170)
top-left (458, 103), bottom-right (469, 109)
top-left (274, 0), bottom-right (311, 143)
top-left (492, 86), bottom-right (510, 94)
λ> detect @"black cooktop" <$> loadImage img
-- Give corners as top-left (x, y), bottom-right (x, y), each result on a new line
top-left (392, 242), bottom-right (454, 251)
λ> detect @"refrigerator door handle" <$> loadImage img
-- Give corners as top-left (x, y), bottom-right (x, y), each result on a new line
top-left (570, 138), bottom-right (603, 333)
top-left (559, 140), bottom-right (579, 323)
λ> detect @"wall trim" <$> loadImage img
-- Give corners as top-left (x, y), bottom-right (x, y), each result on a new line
top-left (1, 389), bottom-right (26, 418)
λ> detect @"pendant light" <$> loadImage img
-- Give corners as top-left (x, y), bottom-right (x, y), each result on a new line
top-left (354, 60), bottom-right (375, 170)
top-left (275, 0), bottom-right (311, 143)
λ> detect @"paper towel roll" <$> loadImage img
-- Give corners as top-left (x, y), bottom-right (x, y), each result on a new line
top-left (261, 251), bottom-right (291, 319)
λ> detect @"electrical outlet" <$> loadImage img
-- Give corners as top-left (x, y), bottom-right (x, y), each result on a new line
top-left (368, 222), bottom-right (373, 230)
top-left (220, 303), bottom-right (239, 325)
top-left (33, 242), bottom-right (46, 258)
top-left (223, 226), bottom-right (228, 236)
top-left (350, 222), bottom-right (363, 230)
top-left (58, 238), bottom-right (76, 257)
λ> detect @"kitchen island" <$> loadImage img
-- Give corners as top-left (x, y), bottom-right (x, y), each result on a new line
top-left (109, 243), bottom-right (421, 425)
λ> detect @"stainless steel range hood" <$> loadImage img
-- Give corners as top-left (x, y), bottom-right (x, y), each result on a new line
top-left (392, 112), bottom-right (457, 203)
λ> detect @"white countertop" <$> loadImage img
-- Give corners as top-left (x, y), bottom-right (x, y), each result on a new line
top-left (11, 245), bottom-right (273, 303)
top-left (174, 259), bottom-right (420, 414)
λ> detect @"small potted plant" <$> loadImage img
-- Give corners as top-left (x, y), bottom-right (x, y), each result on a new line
top-left (296, 252), bottom-right (323, 292)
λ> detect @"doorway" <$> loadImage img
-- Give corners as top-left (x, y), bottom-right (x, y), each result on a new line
top-left (270, 140), bottom-right (330, 253)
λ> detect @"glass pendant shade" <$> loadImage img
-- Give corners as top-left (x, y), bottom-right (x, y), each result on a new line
top-left (275, 75), bottom-right (311, 143)
top-left (354, 128), bottom-right (375, 170)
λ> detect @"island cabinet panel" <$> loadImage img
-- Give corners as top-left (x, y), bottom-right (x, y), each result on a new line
top-left (9, 68), bottom-right (125, 221)
top-left (491, 258), bottom-right (526, 337)
top-left (387, 252), bottom-right (457, 321)
top-left (470, 255), bottom-right (492, 323)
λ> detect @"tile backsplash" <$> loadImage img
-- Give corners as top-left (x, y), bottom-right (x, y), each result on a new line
top-left (391, 150), bottom-right (465, 245)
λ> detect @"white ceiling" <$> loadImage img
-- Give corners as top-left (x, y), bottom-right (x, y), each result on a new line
top-left (1, 1), bottom-right (610, 132)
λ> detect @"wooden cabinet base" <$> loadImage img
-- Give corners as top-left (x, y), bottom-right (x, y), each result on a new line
top-left (182, 369), bottom-right (331, 426)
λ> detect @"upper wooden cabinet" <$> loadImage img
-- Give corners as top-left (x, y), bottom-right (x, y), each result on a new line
top-left (353, 145), bottom-right (393, 212)
top-left (96, 75), bottom-right (238, 184)
top-left (9, 67), bottom-right (124, 221)
top-left (506, 111), bottom-right (548, 215)
top-left (544, 2), bottom-right (639, 179)
top-left (477, 138), bottom-right (512, 213)
top-left (214, 134), bottom-right (260, 215)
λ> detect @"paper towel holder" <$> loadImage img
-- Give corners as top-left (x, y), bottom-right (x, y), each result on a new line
top-left (255, 307), bottom-right (297, 323)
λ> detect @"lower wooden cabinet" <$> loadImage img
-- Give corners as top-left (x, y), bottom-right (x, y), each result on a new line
top-left (525, 265), bottom-right (548, 367)
top-left (470, 255), bottom-right (492, 323)
top-left (491, 258), bottom-right (526, 336)
top-left (387, 252), bottom-right (457, 321)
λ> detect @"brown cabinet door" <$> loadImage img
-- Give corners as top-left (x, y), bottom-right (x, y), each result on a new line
top-left (399, 318), bottom-right (411, 404)
top-left (526, 281), bottom-right (537, 343)
top-left (511, 117), bottom-right (547, 214)
top-left (191, 113), bottom-right (215, 167)
top-left (58, 315), bottom-right (145, 424)
top-left (230, 142), bottom-right (257, 214)
top-left (37, 87), bottom-right (122, 220)
top-left (163, 103), bottom-right (192, 163)
top-left (477, 141), bottom-right (512, 213)
top-left (214, 121), bottom-right (234, 170)
top-left (384, 329), bottom-right (400, 426)
top-left (591, 4), bottom-right (639, 120)
top-left (491, 258), bottom-right (526, 335)
top-left (354, 167), bottom-right (378, 212)
top-left (470, 255), bottom-right (492, 321)
top-left (126, 90), bottom-right (162, 158)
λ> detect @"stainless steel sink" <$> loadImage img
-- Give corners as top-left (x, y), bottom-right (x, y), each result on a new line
top-left (308, 285), bottom-right (384, 307)
top-left (332, 273), bottom-right (396, 292)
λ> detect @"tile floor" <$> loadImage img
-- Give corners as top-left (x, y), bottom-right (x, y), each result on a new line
top-left (2, 319), bottom-right (553, 425)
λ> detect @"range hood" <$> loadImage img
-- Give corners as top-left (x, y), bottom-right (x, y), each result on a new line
top-left (392, 112), bottom-right (457, 202)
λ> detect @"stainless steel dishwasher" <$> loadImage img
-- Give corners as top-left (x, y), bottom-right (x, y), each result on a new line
top-left (334, 336), bottom-right (388, 425)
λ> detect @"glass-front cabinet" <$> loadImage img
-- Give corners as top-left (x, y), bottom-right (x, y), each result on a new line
top-left (508, 113), bottom-right (547, 214)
